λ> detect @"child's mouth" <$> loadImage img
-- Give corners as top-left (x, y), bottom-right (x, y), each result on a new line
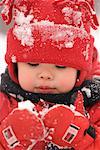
top-left (35, 86), bottom-right (56, 94)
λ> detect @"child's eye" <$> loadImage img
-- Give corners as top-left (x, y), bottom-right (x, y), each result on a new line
top-left (55, 65), bottom-right (66, 69)
top-left (27, 63), bottom-right (39, 67)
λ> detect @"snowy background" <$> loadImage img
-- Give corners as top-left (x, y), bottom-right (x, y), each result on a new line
top-left (0, 0), bottom-right (100, 77)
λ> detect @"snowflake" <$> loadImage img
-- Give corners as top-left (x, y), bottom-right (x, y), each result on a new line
top-left (11, 55), bottom-right (17, 63)
top-left (62, 6), bottom-right (82, 27)
top-left (13, 10), bottom-right (34, 46)
top-left (81, 87), bottom-right (91, 98)
top-left (82, 44), bottom-right (90, 61)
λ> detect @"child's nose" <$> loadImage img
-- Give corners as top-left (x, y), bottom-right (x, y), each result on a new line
top-left (38, 71), bottom-right (53, 80)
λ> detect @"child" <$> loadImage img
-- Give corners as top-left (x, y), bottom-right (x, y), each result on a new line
top-left (0, 0), bottom-right (100, 149)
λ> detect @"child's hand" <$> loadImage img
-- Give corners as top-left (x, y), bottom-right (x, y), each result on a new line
top-left (43, 92), bottom-right (89, 149)
top-left (0, 106), bottom-right (45, 149)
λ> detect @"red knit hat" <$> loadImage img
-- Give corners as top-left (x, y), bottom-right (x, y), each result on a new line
top-left (0, 0), bottom-right (99, 86)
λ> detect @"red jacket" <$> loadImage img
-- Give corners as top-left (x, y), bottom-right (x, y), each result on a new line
top-left (0, 92), bottom-right (100, 150)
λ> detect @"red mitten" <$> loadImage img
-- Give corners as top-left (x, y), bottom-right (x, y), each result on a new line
top-left (0, 102), bottom-right (45, 149)
top-left (43, 92), bottom-right (89, 149)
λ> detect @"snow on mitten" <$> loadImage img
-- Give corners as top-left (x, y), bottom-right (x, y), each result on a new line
top-left (0, 101), bottom-right (45, 149)
top-left (43, 92), bottom-right (90, 149)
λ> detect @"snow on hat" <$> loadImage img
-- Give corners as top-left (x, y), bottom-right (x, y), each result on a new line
top-left (0, 0), bottom-right (99, 86)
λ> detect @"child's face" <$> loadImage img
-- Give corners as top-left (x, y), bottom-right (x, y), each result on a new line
top-left (17, 63), bottom-right (77, 94)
